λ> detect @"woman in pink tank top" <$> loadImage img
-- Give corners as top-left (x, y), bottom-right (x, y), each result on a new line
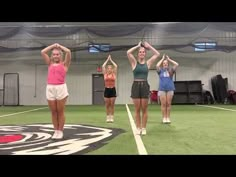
top-left (102, 55), bottom-right (118, 123)
top-left (41, 43), bottom-right (71, 140)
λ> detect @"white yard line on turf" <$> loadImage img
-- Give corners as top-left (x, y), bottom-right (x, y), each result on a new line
top-left (125, 104), bottom-right (148, 155)
top-left (196, 105), bottom-right (236, 112)
top-left (0, 107), bottom-right (48, 118)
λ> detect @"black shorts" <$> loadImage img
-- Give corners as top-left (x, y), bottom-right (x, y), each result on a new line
top-left (104, 87), bottom-right (117, 98)
top-left (131, 81), bottom-right (150, 99)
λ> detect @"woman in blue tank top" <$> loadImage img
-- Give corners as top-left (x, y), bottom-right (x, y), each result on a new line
top-left (156, 54), bottom-right (179, 124)
top-left (127, 41), bottom-right (160, 135)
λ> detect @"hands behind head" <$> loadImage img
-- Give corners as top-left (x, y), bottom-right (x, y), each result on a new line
top-left (138, 41), bottom-right (150, 49)
top-left (54, 43), bottom-right (60, 48)
top-left (162, 54), bottom-right (166, 59)
top-left (143, 41), bottom-right (150, 48)
top-left (161, 54), bottom-right (170, 60)
top-left (138, 41), bottom-right (142, 47)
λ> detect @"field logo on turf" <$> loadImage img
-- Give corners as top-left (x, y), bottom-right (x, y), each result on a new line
top-left (0, 124), bottom-right (124, 155)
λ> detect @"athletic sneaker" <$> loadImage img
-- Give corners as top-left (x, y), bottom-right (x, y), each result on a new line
top-left (56, 130), bottom-right (63, 139)
top-left (106, 115), bottom-right (110, 123)
top-left (166, 117), bottom-right (171, 123)
top-left (110, 115), bottom-right (114, 123)
top-left (162, 118), bottom-right (167, 123)
top-left (51, 130), bottom-right (58, 139)
top-left (141, 128), bottom-right (146, 135)
top-left (136, 128), bottom-right (142, 135)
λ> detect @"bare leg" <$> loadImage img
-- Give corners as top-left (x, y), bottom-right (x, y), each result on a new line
top-left (159, 94), bottom-right (167, 119)
top-left (166, 94), bottom-right (173, 121)
top-left (133, 99), bottom-right (141, 129)
top-left (104, 97), bottom-right (110, 116)
top-left (141, 98), bottom-right (149, 129)
top-left (47, 100), bottom-right (59, 130)
top-left (110, 97), bottom-right (116, 116)
top-left (56, 96), bottom-right (67, 131)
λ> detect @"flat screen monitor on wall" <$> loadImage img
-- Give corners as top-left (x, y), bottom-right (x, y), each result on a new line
top-left (88, 44), bottom-right (110, 53)
top-left (194, 42), bottom-right (217, 52)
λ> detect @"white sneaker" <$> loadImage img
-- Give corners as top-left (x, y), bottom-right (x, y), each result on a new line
top-left (51, 130), bottom-right (58, 139)
top-left (110, 115), bottom-right (114, 123)
top-left (136, 128), bottom-right (142, 135)
top-left (162, 118), bottom-right (167, 123)
top-left (106, 115), bottom-right (110, 123)
top-left (166, 118), bottom-right (171, 123)
top-left (141, 128), bottom-right (146, 135)
top-left (55, 130), bottom-right (63, 139)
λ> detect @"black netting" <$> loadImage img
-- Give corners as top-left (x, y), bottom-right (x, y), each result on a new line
top-left (0, 23), bottom-right (236, 53)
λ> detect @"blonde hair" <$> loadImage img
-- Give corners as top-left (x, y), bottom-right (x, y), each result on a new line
top-left (137, 46), bottom-right (146, 58)
top-left (107, 64), bottom-right (113, 68)
top-left (51, 48), bottom-right (64, 60)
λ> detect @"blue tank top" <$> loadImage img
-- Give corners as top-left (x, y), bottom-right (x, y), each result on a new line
top-left (133, 62), bottom-right (148, 80)
top-left (157, 67), bottom-right (175, 91)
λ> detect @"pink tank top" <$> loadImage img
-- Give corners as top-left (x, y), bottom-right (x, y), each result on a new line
top-left (47, 63), bottom-right (66, 84)
top-left (104, 73), bottom-right (116, 88)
